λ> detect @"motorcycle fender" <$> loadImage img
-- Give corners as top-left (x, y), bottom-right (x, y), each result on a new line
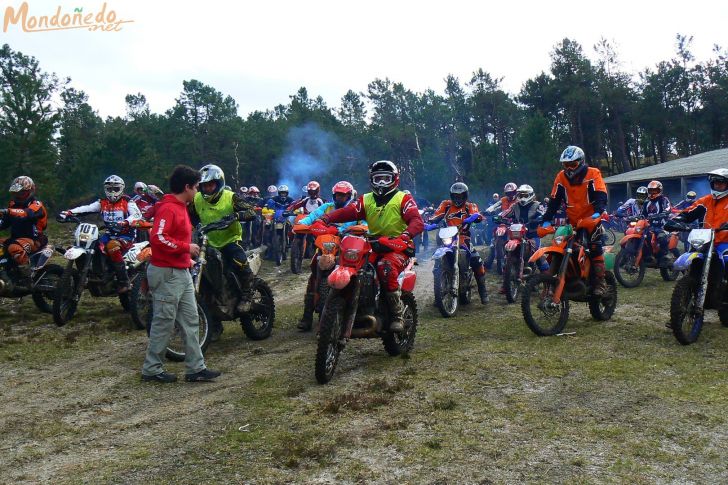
top-left (328, 266), bottom-right (356, 290)
top-left (528, 246), bottom-right (563, 263)
top-left (247, 253), bottom-right (262, 275)
top-left (432, 247), bottom-right (453, 260)
top-left (504, 240), bottom-right (520, 252)
top-left (398, 270), bottom-right (417, 292)
top-left (496, 227), bottom-right (507, 237)
top-left (64, 247), bottom-right (87, 260)
top-left (673, 251), bottom-right (701, 271)
top-left (668, 233), bottom-right (679, 250)
top-left (619, 233), bottom-right (641, 247)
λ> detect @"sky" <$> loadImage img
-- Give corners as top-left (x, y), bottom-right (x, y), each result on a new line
top-left (2, 0), bottom-right (727, 118)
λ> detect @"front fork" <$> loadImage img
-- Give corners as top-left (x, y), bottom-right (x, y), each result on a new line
top-left (73, 249), bottom-right (95, 302)
top-left (694, 237), bottom-right (715, 317)
top-left (194, 236), bottom-right (208, 296)
top-left (551, 242), bottom-right (573, 304)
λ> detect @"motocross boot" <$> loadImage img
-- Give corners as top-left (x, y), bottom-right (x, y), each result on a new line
top-left (235, 270), bottom-right (254, 314)
top-left (112, 261), bottom-right (130, 294)
top-left (475, 275), bottom-right (489, 304)
top-left (592, 259), bottom-right (608, 297)
top-left (297, 292), bottom-right (315, 331)
top-left (385, 290), bottom-right (405, 333)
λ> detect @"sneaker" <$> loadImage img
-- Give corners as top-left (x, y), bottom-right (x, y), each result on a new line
top-left (141, 371), bottom-right (177, 383)
top-left (185, 368), bottom-right (221, 382)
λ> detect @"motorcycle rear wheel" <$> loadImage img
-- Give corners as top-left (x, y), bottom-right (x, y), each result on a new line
top-left (382, 292), bottom-right (418, 356)
top-left (670, 276), bottom-right (703, 345)
top-left (315, 295), bottom-right (345, 384)
top-left (129, 272), bottom-right (151, 330)
top-left (521, 273), bottom-right (569, 336)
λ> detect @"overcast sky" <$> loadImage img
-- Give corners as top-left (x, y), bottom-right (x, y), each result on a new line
top-left (3, 0), bottom-right (727, 118)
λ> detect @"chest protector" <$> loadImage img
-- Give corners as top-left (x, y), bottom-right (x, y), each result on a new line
top-left (364, 191), bottom-right (408, 237)
top-left (194, 190), bottom-right (242, 248)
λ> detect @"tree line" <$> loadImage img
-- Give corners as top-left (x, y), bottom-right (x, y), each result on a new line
top-left (1, 34), bottom-right (727, 208)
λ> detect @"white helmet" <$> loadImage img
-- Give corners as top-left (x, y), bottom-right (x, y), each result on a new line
top-left (133, 181), bottom-right (147, 194)
top-left (277, 184), bottom-right (289, 196)
top-left (559, 146), bottom-right (587, 180)
top-left (635, 186), bottom-right (648, 202)
top-left (267, 185), bottom-right (277, 196)
top-left (199, 164), bottom-right (226, 201)
top-left (104, 175), bottom-right (125, 202)
top-left (503, 182), bottom-right (517, 200)
top-left (708, 169), bottom-right (728, 200)
top-left (516, 184), bottom-right (535, 206)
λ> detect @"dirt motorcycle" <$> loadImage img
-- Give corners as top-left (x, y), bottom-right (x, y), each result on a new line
top-left (147, 215), bottom-right (275, 361)
top-left (431, 225), bottom-right (473, 317)
top-left (290, 212), bottom-right (315, 274)
top-left (293, 222), bottom-right (342, 319)
top-left (502, 222), bottom-right (540, 304)
top-left (315, 225), bottom-right (418, 384)
top-left (486, 215), bottom-right (509, 275)
top-left (53, 215), bottom-right (152, 326)
top-left (0, 240), bottom-right (64, 313)
top-left (664, 221), bottom-right (728, 345)
top-left (521, 218), bottom-right (618, 336)
top-left (614, 215), bottom-right (682, 288)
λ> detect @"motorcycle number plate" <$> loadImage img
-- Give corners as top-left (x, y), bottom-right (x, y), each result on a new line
top-left (275, 223), bottom-right (284, 229)
top-left (64, 247), bottom-right (86, 260)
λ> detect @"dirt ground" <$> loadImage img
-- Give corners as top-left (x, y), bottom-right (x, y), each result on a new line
top-left (2, 247), bottom-right (728, 484)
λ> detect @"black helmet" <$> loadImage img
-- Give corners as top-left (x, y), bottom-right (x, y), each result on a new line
top-left (449, 182), bottom-right (468, 207)
top-left (369, 160), bottom-right (400, 196)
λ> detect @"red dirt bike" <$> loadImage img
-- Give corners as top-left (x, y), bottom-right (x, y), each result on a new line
top-left (292, 222), bottom-right (342, 321)
top-left (315, 225), bottom-right (418, 384)
top-left (521, 217), bottom-right (618, 336)
top-left (614, 215), bottom-right (683, 288)
top-left (502, 222), bottom-right (540, 304)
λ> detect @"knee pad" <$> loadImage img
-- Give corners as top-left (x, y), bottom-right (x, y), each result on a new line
top-left (106, 239), bottom-right (121, 254)
top-left (7, 243), bottom-right (30, 264)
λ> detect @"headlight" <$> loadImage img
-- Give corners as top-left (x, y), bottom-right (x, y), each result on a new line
top-left (635, 227), bottom-right (642, 233)
top-left (554, 236), bottom-right (564, 245)
top-left (79, 234), bottom-right (91, 243)
top-left (322, 242), bottom-right (337, 252)
top-left (343, 249), bottom-right (361, 262)
top-left (691, 239), bottom-right (707, 250)
top-left (442, 237), bottom-right (453, 246)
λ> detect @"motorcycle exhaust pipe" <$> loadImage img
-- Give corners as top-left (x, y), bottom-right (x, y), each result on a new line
top-left (351, 315), bottom-right (379, 338)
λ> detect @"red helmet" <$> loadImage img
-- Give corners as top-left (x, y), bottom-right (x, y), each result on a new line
top-left (248, 186), bottom-right (260, 196)
top-left (504, 182), bottom-right (517, 200)
top-left (332, 181), bottom-right (354, 208)
top-left (306, 181), bottom-right (321, 198)
top-left (369, 160), bottom-right (400, 196)
top-left (9, 176), bottom-right (35, 202)
top-left (647, 180), bottom-right (663, 200)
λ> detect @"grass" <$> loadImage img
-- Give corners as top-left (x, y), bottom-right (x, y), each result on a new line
top-left (2, 230), bottom-right (728, 482)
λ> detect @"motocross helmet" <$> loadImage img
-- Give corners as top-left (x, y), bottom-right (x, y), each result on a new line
top-left (559, 145), bottom-right (587, 180)
top-left (103, 175), bottom-right (125, 203)
top-left (306, 181), bottom-right (321, 198)
top-left (248, 186), bottom-right (260, 197)
top-left (9, 176), bottom-right (35, 203)
top-left (492, 193), bottom-right (499, 202)
top-left (239, 186), bottom-right (249, 195)
top-left (635, 186), bottom-right (648, 203)
top-left (503, 182), bottom-right (517, 201)
top-left (516, 184), bottom-right (535, 206)
top-left (332, 181), bottom-right (354, 208)
top-left (145, 184), bottom-right (164, 200)
top-left (199, 164), bottom-right (226, 202)
top-left (685, 190), bottom-right (696, 202)
top-left (133, 181), bottom-right (147, 196)
top-left (647, 180), bottom-right (663, 200)
top-left (369, 160), bottom-right (400, 196)
top-left (277, 184), bottom-right (289, 198)
top-left (449, 182), bottom-right (468, 207)
top-left (708, 169), bottom-right (728, 200)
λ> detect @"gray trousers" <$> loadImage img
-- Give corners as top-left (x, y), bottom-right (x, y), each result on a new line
top-left (142, 264), bottom-right (206, 376)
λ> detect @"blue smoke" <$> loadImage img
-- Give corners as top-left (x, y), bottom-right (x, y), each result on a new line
top-left (274, 122), bottom-right (366, 199)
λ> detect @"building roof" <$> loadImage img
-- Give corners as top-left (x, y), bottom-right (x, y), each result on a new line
top-left (603, 148), bottom-right (728, 184)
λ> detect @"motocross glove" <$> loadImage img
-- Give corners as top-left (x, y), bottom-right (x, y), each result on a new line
top-left (463, 214), bottom-right (480, 224)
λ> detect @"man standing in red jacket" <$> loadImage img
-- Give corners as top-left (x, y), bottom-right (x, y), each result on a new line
top-left (141, 165), bottom-right (220, 383)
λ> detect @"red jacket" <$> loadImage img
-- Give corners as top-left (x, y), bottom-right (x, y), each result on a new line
top-left (150, 195), bottom-right (192, 269)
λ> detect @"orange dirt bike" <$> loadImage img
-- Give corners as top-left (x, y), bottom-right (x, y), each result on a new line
top-left (292, 222), bottom-right (342, 321)
top-left (290, 213), bottom-right (316, 274)
top-left (521, 217), bottom-right (618, 336)
top-left (613, 215), bottom-right (683, 288)
top-left (314, 225), bottom-right (418, 384)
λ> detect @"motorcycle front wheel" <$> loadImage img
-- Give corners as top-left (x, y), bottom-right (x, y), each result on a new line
top-left (290, 237), bottom-right (303, 274)
top-left (521, 273), bottom-right (569, 336)
top-left (433, 262), bottom-right (458, 317)
top-left (614, 246), bottom-right (645, 288)
top-left (670, 276), bottom-right (703, 345)
top-left (31, 263), bottom-right (64, 314)
top-left (315, 294), bottom-right (346, 384)
top-left (503, 257), bottom-right (520, 304)
top-left (52, 263), bottom-right (80, 326)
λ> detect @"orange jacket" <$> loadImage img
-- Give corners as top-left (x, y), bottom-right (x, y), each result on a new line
top-left (430, 200), bottom-right (482, 239)
top-left (676, 194), bottom-right (728, 243)
top-left (500, 197), bottom-right (516, 214)
top-left (544, 167), bottom-right (607, 225)
top-left (0, 197), bottom-right (47, 241)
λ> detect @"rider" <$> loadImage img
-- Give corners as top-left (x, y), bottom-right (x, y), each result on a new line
top-left (313, 160), bottom-right (424, 332)
top-left (540, 146), bottom-right (609, 295)
top-left (266, 184), bottom-right (294, 211)
top-left (191, 164), bottom-right (258, 333)
top-left (287, 181), bottom-right (325, 214)
top-left (668, 169), bottom-right (728, 247)
top-left (501, 184), bottom-right (549, 272)
top-left (640, 180), bottom-right (672, 267)
top-left (295, 181), bottom-right (365, 331)
top-left (246, 186), bottom-right (263, 206)
top-left (265, 185), bottom-right (278, 204)
top-left (427, 182), bottom-right (489, 304)
top-left (0, 176), bottom-right (48, 289)
top-left (616, 186), bottom-right (648, 218)
top-left (60, 175), bottom-right (142, 293)
top-left (673, 190), bottom-right (697, 211)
